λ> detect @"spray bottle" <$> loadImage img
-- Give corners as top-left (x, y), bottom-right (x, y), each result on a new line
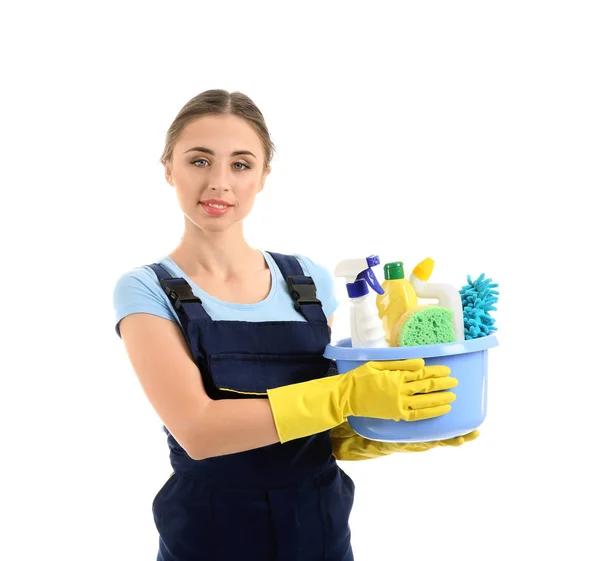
top-left (409, 257), bottom-right (465, 342)
top-left (334, 256), bottom-right (388, 348)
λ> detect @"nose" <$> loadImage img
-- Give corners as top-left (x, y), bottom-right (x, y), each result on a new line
top-left (207, 162), bottom-right (231, 192)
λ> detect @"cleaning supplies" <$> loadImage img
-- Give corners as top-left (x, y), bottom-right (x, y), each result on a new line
top-left (345, 279), bottom-right (390, 347)
top-left (409, 257), bottom-right (465, 342)
top-left (376, 261), bottom-right (418, 346)
top-left (460, 273), bottom-right (499, 339)
top-left (334, 256), bottom-right (387, 348)
top-left (392, 305), bottom-right (456, 347)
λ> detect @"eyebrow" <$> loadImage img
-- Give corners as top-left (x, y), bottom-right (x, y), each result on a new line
top-left (183, 146), bottom-right (257, 158)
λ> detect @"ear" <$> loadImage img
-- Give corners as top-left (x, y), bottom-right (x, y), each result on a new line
top-left (257, 166), bottom-right (271, 193)
top-left (164, 162), bottom-right (174, 186)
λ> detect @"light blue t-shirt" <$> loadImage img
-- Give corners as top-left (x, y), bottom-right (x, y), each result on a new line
top-left (112, 250), bottom-right (339, 338)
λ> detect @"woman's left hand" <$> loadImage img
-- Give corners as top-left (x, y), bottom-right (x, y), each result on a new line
top-left (330, 422), bottom-right (479, 461)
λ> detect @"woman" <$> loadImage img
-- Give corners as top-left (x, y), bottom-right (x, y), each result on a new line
top-left (113, 89), bottom-right (475, 561)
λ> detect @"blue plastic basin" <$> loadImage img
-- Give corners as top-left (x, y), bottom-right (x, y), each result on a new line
top-left (323, 335), bottom-right (499, 443)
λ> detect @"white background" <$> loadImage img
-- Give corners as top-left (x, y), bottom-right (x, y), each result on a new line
top-left (1, 1), bottom-right (598, 560)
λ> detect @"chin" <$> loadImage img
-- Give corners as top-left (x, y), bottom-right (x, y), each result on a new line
top-left (183, 211), bottom-right (237, 234)
top-left (201, 221), bottom-right (237, 234)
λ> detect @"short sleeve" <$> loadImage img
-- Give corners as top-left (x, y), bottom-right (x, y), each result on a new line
top-left (294, 254), bottom-right (340, 320)
top-left (112, 265), bottom-right (179, 338)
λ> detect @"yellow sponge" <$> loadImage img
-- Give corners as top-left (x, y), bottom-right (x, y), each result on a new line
top-left (392, 305), bottom-right (456, 347)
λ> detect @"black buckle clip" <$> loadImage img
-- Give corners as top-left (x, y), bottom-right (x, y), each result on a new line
top-left (159, 278), bottom-right (202, 310)
top-left (286, 275), bottom-right (321, 311)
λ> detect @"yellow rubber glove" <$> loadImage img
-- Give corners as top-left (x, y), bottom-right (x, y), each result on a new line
top-left (330, 420), bottom-right (479, 461)
top-left (267, 358), bottom-right (457, 443)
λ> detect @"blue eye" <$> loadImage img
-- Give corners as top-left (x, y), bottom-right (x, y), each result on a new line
top-left (191, 159), bottom-right (251, 170)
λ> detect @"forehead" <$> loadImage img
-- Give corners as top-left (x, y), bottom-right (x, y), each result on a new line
top-left (177, 114), bottom-right (261, 151)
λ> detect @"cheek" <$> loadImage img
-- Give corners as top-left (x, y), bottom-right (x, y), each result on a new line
top-left (175, 169), bottom-right (202, 195)
top-left (238, 177), bottom-right (262, 196)
top-left (179, 166), bottom-right (198, 183)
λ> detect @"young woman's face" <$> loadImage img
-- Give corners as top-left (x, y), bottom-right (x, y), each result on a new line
top-left (166, 114), bottom-right (270, 232)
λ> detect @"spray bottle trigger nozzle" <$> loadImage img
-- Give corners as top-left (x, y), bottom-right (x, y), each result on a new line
top-left (358, 269), bottom-right (385, 295)
top-left (365, 255), bottom-right (380, 268)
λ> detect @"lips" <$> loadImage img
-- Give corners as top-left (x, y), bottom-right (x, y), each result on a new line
top-left (200, 199), bottom-right (233, 216)
top-left (200, 199), bottom-right (233, 207)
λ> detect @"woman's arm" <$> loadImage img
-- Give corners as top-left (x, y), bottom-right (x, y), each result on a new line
top-left (119, 313), bottom-right (280, 460)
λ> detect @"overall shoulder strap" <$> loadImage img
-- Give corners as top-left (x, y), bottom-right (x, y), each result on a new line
top-left (266, 252), bottom-right (328, 325)
top-left (147, 263), bottom-right (211, 322)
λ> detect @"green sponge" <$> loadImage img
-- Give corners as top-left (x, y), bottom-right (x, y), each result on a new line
top-left (396, 305), bottom-right (456, 347)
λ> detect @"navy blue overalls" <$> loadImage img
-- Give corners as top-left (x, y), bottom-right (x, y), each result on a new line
top-left (147, 252), bottom-right (355, 561)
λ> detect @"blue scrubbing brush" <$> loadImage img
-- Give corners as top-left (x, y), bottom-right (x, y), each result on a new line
top-left (459, 274), bottom-right (499, 340)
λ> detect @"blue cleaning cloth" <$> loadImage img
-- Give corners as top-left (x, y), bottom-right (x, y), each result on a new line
top-left (459, 274), bottom-right (499, 340)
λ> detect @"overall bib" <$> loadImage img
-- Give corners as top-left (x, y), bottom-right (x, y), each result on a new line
top-left (147, 252), bottom-right (355, 561)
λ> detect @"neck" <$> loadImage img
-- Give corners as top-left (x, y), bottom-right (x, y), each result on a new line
top-left (169, 217), bottom-right (265, 280)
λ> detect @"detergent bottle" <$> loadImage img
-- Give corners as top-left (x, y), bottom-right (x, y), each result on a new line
top-left (334, 256), bottom-right (388, 348)
top-left (375, 262), bottom-right (418, 346)
top-left (409, 257), bottom-right (465, 342)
